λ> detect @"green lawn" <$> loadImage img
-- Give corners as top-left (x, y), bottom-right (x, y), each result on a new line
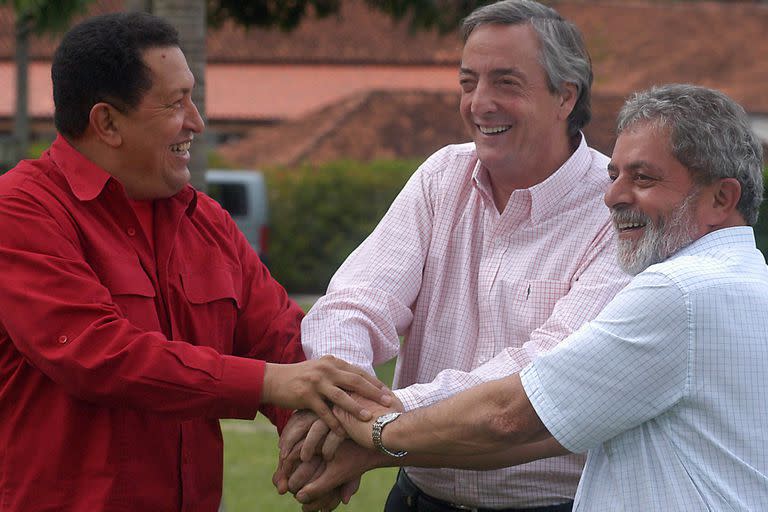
top-left (221, 359), bottom-right (398, 511)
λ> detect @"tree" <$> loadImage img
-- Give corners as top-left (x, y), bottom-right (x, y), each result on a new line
top-left (209, 0), bottom-right (494, 33)
top-left (1, 0), bottom-right (93, 163)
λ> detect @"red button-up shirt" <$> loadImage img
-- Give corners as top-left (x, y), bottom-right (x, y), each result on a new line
top-left (0, 136), bottom-right (305, 511)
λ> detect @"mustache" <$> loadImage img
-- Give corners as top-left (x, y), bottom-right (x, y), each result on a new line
top-left (610, 207), bottom-right (651, 227)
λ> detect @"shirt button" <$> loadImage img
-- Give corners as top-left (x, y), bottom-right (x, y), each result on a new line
top-left (127, 227), bottom-right (136, 236)
top-left (58, 335), bottom-right (68, 344)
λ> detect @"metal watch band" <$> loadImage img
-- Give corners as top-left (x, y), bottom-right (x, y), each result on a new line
top-left (372, 412), bottom-right (407, 457)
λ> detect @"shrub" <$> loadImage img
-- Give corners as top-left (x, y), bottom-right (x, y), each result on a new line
top-left (754, 166), bottom-right (768, 257)
top-left (264, 159), bottom-right (419, 293)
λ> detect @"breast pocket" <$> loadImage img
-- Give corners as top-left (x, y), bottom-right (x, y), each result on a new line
top-left (95, 258), bottom-right (159, 332)
top-left (179, 265), bottom-right (242, 352)
top-left (512, 279), bottom-right (571, 335)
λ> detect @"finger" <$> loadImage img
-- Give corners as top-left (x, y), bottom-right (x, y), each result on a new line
top-left (300, 490), bottom-right (342, 512)
top-left (301, 419), bottom-right (331, 462)
top-left (272, 458), bottom-right (289, 494)
top-left (321, 431), bottom-right (345, 461)
top-left (296, 467), bottom-right (345, 505)
top-left (340, 476), bottom-right (361, 504)
top-left (320, 355), bottom-right (385, 386)
top-left (308, 395), bottom-right (346, 435)
top-left (288, 458), bottom-right (323, 495)
top-left (279, 410), bottom-right (317, 459)
top-left (321, 385), bottom-right (373, 422)
top-left (319, 356), bottom-right (391, 405)
top-left (334, 372), bottom-right (392, 411)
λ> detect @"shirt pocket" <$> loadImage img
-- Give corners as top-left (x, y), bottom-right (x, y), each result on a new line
top-left (95, 258), bottom-right (159, 332)
top-left (512, 279), bottom-right (571, 335)
top-left (179, 265), bottom-right (242, 352)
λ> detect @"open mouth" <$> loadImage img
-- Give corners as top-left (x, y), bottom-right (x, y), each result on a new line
top-left (615, 220), bottom-right (646, 233)
top-left (477, 125), bottom-right (511, 135)
top-left (170, 141), bottom-right (192, 154)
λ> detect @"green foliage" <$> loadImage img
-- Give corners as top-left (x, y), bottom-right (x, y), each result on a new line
top-left (209, 0), bottom-right (494, 33)
top-left (1, 0), bottom-right (93, 34)
top-left (265, 159), bottom-right (418, 293)
top-left (755, 166), bottom-right (768, 258)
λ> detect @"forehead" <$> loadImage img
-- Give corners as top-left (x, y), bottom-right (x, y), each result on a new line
top-left (461, 23), bottom-right (543, 72)
top-left (612, 123), bottom-right (670, 163)
top-left (611, 123), bottom-right (694, 180)
top-left (140, 46), bottom-right (194, 96)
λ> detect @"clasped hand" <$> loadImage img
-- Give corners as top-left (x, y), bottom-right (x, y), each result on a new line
top-left (273, 393), bottom-right (403, 511)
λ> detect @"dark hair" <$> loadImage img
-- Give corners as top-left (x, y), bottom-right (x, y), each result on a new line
top-left (618, 84), bottom-right (764, 225)
top-left (462, 0), bottom-right (593, 137)
top-left (52, 12), bottom-right (180, 138)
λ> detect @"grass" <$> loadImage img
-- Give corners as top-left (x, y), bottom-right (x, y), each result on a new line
top-left (221, 359), bottom-right (399, 511)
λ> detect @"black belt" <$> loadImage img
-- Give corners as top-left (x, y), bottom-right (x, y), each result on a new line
top-left (395, 469), bottom-right (573, 512)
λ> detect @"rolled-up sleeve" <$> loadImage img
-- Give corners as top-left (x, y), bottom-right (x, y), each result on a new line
top-left (521, 271), bottom-right (689, 453)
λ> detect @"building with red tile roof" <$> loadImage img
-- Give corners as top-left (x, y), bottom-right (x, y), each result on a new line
top-left (1, 0), bottom-right (766, 167)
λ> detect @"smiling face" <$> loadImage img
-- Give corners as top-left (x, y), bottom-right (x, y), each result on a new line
top-left (606, 123), bottom-right (708, 274)
top-left (112, 46), bottom-right (204, 199)
top-left (459, 23), bottom-right (574, 187)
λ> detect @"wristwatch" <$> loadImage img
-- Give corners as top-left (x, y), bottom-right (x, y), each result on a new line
top-left (372, 412), bottom-right (407, 457)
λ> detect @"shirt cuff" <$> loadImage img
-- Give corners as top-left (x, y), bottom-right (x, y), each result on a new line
top-left (210, 355), bottom-right (266, 419)
top-left (392, 388), bottom-right (420, 412)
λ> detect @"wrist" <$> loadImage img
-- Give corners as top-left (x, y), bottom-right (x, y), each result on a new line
top-left (372, 412), bottom-right (407, 457)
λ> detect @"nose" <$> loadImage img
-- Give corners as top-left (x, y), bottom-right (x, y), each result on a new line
top-left (604, 173), bottom-right (632, 209)
top-left (185, 99), bottom-right (205, 134)
top-left (469, 79), bottom-right (497, 116)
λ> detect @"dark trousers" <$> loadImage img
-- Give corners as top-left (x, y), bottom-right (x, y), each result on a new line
top-left (385, 469), bottom-right (574, 512)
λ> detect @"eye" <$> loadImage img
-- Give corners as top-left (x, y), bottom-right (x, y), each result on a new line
top-left (633, 173), bottom-right (658, 186)
top-left (459, 78), bottom-right (476, 92)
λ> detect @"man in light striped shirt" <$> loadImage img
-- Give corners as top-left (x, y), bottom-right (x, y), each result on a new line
top-left (275, 1), bottom-right (630, 511)
top-left (295, 84), bottom-right (768, 512)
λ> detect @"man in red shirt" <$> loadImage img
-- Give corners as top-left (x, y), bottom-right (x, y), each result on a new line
top-left (0, 12), bottom-right (388, 511)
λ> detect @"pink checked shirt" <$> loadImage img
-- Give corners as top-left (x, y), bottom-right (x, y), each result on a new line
top-left (302, 136), bottom-right (630, 508)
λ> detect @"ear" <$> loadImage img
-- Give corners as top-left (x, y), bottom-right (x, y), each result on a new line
top-left (701, 178), bottom-right (742, 226)
top-left (556, 82), bottom-right (579, 121)
top-left (88, 102), bottom-right (123, 148)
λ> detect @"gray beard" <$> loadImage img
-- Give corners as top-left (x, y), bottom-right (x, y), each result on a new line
top-left (614, 192), bottom-right (700, 276)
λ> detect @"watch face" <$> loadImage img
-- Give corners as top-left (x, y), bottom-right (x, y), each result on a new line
top-left (380, 412), bottom-right (400, 422)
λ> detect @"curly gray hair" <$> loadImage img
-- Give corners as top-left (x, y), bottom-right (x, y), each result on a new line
top-left (617, 84), bottom-right (764, 225)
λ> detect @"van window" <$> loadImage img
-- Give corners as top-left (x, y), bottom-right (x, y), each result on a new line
top-left (208, 183), bottom-right (248, 216)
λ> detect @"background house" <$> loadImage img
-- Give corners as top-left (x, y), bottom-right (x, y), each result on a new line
top-left (1, 0), bottom-right (767, 168)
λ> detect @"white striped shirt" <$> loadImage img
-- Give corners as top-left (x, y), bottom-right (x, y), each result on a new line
top-left (522, 227), bottom-right (768, 511)
top-left (302, 136), bottom-right (630, 507)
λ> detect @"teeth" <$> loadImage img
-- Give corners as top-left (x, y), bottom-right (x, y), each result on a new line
top-left (170, 141), bottom-right (191, 153)
top-left (617, 222), bottom-right (645, 230)
top-left (478, 125), bottom-right (511, 135)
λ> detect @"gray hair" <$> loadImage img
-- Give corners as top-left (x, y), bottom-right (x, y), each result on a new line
top-left (617, 84), bottom-right (764, 226)
top-left (461, 0), bottom-right (593, 137)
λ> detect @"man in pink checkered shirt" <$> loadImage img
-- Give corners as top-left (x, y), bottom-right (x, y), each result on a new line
top-left (276, 1), bottom-right (630, 511)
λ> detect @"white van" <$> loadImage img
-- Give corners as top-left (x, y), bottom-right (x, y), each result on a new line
top-left (205, 169), bottom-right (269, 262)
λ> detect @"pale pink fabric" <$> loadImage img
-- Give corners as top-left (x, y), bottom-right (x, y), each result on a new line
top-left (302, 137), bottom-right (630, 508)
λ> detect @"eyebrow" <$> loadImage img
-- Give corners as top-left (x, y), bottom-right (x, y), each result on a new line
top-left (607, 160), bottom-right (663, 173)
top-left (459, 67), bottom-right (527, 80)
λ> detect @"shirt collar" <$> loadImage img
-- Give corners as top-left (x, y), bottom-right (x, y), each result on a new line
top-left (471, 133), bottom-right (594, 224)
top-left (527, 134), bottom-right (592, 223)
top-left (49, 134), bottom-right (112, 201)
top-left (48, 134), bottom-right (198, 215)
top-left (671, 226), bottom-right (756, 260)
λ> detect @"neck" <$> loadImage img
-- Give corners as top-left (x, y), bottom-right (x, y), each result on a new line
top-left (487, 133), bottom-right (578, 213)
